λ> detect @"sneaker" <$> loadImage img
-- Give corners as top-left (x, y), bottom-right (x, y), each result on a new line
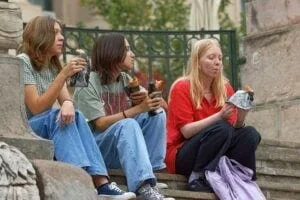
top-left (97, 182), bottom-right (136, 200)
top-left (137, 184), bottom-right (175, 200)
top-left (156, 182), bottom-right (168, 189)
top-left (186, 178), bottom-right (213, 193)
top-left (152, 186), bottom-right (175, 200)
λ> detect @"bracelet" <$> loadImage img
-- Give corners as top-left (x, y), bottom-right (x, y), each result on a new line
top-left (62, 99), bottom-right (73, 104)
top-left (122, 110), bottom-right (127, 118)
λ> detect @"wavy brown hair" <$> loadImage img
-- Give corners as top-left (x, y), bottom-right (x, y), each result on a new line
top-left (19, 16), bottom-right (62, 72)
top-left (91, 33), bottom-right (127, 84)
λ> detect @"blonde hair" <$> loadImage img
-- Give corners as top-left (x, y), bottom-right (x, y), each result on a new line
top-left (19, 16), bottom-right (62, 72)
top-left (186, 38), bottom-right (228, 108)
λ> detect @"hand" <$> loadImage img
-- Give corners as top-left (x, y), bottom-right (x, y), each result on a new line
top-left (61, 57), bottom-right (87, 78)
top-left (219, 102), bottom-right (234, 120)
top-left (160, 98), bottom-right (168, 111)
top-left (138, 95), bottom-right (162, 112)
top-left (56, 100), bottom-right (75, 126)
top-left (130, 90), bottom-right (147, 105)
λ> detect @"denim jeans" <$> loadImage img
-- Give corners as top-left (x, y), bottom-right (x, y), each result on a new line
top-left (28, 108), bottom-right (108, 176)
top-left (94, 109), bottom-right (167, 192)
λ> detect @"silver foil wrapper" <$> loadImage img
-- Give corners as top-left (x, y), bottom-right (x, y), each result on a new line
top-left (227, 90), bottom-right (254, 110)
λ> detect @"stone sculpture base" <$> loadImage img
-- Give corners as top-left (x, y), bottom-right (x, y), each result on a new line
top-left (0, 142), bottom-right (40, 200)
top-left (0, 54), bottom-right (53, 160)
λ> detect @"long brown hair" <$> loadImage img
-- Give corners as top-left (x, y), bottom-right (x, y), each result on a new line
top-left (178, 38), bottom-right (228, 109)
top-left (19, 16), bottom-right (62, 72)
top-left (91, 33), bottom-right (127, 84)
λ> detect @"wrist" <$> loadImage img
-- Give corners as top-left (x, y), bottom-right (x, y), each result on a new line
top-left (234, 121), bottom-right (245, 129)
top-left (216, 112), bottom-right (223, 120)
top-left (122, 110), bottom-right (127, 118)
top-left (62, 99), bottom-right (73, 105)
top-left (59, 68), bottom-right (69, 80)
top-left (136, 103), bottom-right (146, 113)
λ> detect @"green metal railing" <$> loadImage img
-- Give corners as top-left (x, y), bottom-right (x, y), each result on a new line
top-left (62, 26), bottom-right (238, 96)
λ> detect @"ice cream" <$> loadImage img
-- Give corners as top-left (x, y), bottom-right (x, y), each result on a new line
top-left (128, 77), bottom-right (140, 93)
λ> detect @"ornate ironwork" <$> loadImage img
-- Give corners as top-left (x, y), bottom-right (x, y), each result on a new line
top-left (62, 27), bottom-right (238, 96)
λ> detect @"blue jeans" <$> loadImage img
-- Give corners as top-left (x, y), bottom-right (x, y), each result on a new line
top-left (29, 108), bottom-right (108, 177)
top-left (94, 109), bottom-right (167, 192)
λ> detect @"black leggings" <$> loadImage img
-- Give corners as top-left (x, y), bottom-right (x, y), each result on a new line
top-left (175, 120), bottom-right (261, 180)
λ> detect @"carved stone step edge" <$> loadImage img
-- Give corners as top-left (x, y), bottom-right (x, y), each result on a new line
top-left (260, 139), bottom-right (300, 149)
top-left (257, 166), bottom-right (300, 178)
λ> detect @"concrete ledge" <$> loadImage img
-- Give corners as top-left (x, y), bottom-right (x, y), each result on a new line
top-left (260, 138), bottom-right (300, 148)
top-left (31, 160), bottom-right (98, 200)
top-left (0, 137), bottom-right (54, 160)
top-left (161, 189), bottom-right (217, 200)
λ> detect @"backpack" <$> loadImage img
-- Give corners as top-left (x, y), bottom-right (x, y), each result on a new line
top-left (205, 156), bottom-right (266, 200)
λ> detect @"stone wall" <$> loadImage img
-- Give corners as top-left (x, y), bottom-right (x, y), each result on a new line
top-left (0, 1), bottom-right (54, 160)
top-left (242, 0), bottom-right (300, 142)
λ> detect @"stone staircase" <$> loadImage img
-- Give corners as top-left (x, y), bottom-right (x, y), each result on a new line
top-left (109, 139), bottom-right (300, 200)
top-left (255, 139), bottom-right (300, 200)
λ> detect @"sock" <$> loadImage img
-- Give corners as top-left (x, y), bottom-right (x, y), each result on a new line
top-left (188, 171), bottom-right (201, 183)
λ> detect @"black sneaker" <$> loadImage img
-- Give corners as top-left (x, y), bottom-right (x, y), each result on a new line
top-left (187, 178), bottom-right (214, 193)
top-left (97, 182), bottom-right (136, 199)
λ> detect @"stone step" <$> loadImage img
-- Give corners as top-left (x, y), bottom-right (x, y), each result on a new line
top-left (110, 170), bottom-right (217, 199)
top-left (134, 167), bottom-right (300, 190)
top-left (117, 185), bottom-right (217, 200)
top-left (257, 139), bottom-right (300, 165)
top-left (257, 166), bottom-right (300, 184)
top-left (258, 180), bottom-right (300, 200)
top-left (109, 169), bottom-right (300, 200)
top-left (109, 139), bottom-right (300, 199)
top-left (160, 189), bottom-right (216, 200)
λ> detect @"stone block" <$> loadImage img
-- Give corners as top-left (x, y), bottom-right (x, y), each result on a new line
top-left (31, 159), bottom-right (98, 200)
top-left (0, 1), bottom-right (22, 52)
top-left (0, 54), bottom-right (53, 160)
top-left (0, 137), bottom-right (54, 160)
top-left (0, 55), bottom-right (28, 138)
top-left (246, 0), bottom-right (300, 35)
top-left (246, 100), bottom-right (300, 143)
top-left (246, 104), bottom-right (279, 139)
top-left (280, 100), bottom-right (300, 141)
top-left (242, 27), bottom-right (300, 104)
top-left (287, 0), bottom-right (300, 24)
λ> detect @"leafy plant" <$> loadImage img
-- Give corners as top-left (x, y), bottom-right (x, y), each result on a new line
top-left (80, 0), bottom-right (189, 30)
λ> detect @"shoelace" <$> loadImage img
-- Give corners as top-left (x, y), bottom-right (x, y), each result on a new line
top-left (139, 185), bottom-right (163, 199)
top-left (109, 182), bottom-right (124, 193)
top-left (152, 186), bottom-right (165, 198)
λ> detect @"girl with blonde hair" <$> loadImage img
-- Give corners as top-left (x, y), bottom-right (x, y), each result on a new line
top-left (166, 38), bottom-right (261, 192)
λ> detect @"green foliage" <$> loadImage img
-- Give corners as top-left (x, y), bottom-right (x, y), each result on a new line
top-left (218, 0), bottom-right (246, 37)
top-left (75, 0), bottom-right (240, 90)
top-left (81, 0), bottom-right (189, 30)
